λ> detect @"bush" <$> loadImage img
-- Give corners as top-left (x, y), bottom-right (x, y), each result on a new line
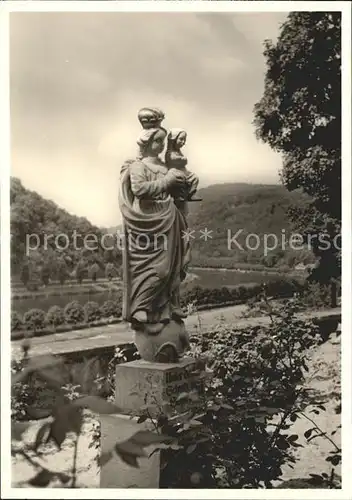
top-left (27, 282), bottom-right (40, 292)
top-left (84, 301), bottom-right (101, 323)
top-left (64, 301), bottom-right (85, 325)
top-left (112, 299), bottom-right (122, 318)
top-left (11, 311), bottom-right (23, 332)
top-left (46, 306), bottom-right (65, 330)
top-left (180, 278), bottom-right (305, 311)
top-left (158, 300), bottom-right (324, 488)
top-left (23, 308), bottom-right (46, 332)
top-left (11, 359), bottom-right (34, 420)
top-left (100, 300), bottom-right (118, 318)
top-left (298, 282), bottom-right (332, 310)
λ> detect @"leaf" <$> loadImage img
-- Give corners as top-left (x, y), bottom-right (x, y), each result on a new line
top-left (29, 355), bottom-right (64, 373)
top-left (12, 355), bottom-right (64, 386)
top-left (11, 422), bottom-right (30, 441)
top-left (186, 444), bottom-right (197, 454)
top-left (57, 472), bottom-right (71, 484)
top-left (34, 423), bottom-right (51, 451)
top-left (304, 428), bottom-right (314, 439)
top-left (308, 474), bottom-right (324, 486)
top-left (39, 366), bottom-right (68, 391)
top-left (117, 452), bottom-right (138, 468)
top-left (28, 469), bottom-right (54, 487)
top-left (331, 455), bottom-right (341, 466)
top-left (288, 434), bottom-right (298, 442)
top-left (81, 357), bottom-right (100, 394)
top-left (137, 415), bottom-right (148, 424)
top-left (129, 430), bottom-right (171, 446)
top-left (221, 403), bottom-right (234, 410)
top-left (190, 419), bottom-right (203, 427)
top-left (72, 395), bottom-right (121, 414)
top-left (176, 392), bottom-right (190, 402)
top-left (98, 451), bottom-right (113, 467)
top-left (50, 404), bottom-right (83, 447)
top-left (317, 404), bottom-right (326, 411)
top-left (290, 442), bottom-right (304, 448)
top-left (115, 439), bottom-right (147, 463)
top-left (27, 407), bottom-right (52, 419)
top-left (290, 413), bottom-right (298, 422)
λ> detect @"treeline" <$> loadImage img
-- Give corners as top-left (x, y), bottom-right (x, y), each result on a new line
top-left (11, 178), bottom-right (122, 286)
top-left (188, 183), bottom-right (316, 269)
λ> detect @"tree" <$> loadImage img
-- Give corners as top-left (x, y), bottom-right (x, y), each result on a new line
top-left (40, 264), bottom-right (51, 287)
top-left (57, 260), bottom-right (68, 286)
top-left (20, 262), bottom-right (30, 288)
top-left (76, 260), bottom-right (87, 285)
top-left (89, 263), bottom-right (100, 283)
top-left (105, 262), bottom-right (115, 281)
top-left (254, 12), bottom-right (341, 306)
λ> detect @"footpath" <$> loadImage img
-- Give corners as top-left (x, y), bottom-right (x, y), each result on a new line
top-left (11, 305), bottom-right (341, 362)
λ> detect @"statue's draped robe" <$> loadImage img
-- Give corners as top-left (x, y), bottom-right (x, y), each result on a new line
top-left (119, 159), bottom-right (191, 324)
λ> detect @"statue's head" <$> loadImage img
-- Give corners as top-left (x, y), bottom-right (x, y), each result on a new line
top-left (137, 127), bottom-right (167, 158)
top-left (167, 128), bottom-right (187, 151)
top-left (138, 107), bottom-right (165, 130)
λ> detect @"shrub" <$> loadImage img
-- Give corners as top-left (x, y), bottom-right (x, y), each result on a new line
top-left (11, 359), bottom-right (34, 421)
top-left (84, 301), bottom-right (101, 323)
top-left (158, 299), bottom-right (325, 488)
top-left (11, 311), bottom-right (23, 332)
top-left (46, 306), bottom-right (65, 330)
top-left (27, 282), bottom-right (40, 292)
top-left (111, 299), bottom-right (122, 318)
top-left (23, 308), bottom-right (46, 332)
top-left (100, 300), bottom-right (117, 319)
top-left (298, 282), bottom-right (332, 310)
top-left (64, 301), bottom-right (85, 325)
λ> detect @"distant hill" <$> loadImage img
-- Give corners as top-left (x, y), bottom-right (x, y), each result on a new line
top-left (10, 177), bottom-right (121, 279)
top-left (11, 178), bottom-right (315, 281)
top-left (186, 183), bottom-right (315, 269)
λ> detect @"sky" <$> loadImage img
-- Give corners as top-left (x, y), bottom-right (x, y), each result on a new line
top-left (10, 11), bottom-right (288, 227)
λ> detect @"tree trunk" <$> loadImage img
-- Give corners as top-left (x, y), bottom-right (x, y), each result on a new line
top-left (330, 280), bottom-right (337, 308)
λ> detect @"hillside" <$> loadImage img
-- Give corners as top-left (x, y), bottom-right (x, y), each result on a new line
top-left (10, 177), bottom-right (121, 280)
top-left (187, 183), bottom-right (315, 269)
top-left (11, 178), bottom-right (315, 281)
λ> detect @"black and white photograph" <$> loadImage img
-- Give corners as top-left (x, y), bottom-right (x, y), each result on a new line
top-left (1, 1), bottom-right (351, 497)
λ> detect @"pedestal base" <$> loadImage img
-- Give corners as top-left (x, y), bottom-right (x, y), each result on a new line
top-left (115, 357), bottom-right (205, 417)
top-left (134, 319), bottom-right (190, 362)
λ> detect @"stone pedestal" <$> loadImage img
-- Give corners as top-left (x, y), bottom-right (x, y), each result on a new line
top-left (100, 356), bottom-right (206, 488)
top-left (115, 357), bottom-right (205, 417)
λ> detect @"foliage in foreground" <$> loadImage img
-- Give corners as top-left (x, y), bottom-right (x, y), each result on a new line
top-left (144, 299), bottom-right (341, 488)
top-left (11, 298), bottom-right (341, 488)
top-left (11, 347), bottom-right (171, 488)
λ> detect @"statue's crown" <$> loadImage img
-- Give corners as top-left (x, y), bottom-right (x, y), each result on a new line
top-left (138, 107), bottom-right (165, 129)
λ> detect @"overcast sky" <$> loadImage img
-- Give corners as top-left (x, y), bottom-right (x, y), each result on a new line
top-left (10, 12), bottom-right (287, 227)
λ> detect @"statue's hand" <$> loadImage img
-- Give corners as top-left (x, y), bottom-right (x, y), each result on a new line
top-left (165, 168), bottom-right (186, 188)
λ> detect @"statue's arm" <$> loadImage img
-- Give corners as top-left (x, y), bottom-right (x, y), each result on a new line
top-left (129, 161), bottom-right (170, 198)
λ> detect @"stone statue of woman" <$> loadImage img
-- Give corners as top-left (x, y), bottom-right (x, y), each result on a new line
top-left (118, 108), bottom-right (191, 362)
